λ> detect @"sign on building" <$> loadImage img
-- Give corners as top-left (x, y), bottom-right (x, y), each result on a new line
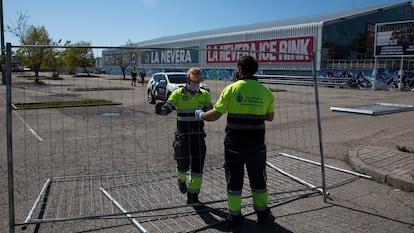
top-left (206, 36), bottom-right (314, 63)
top-left (141, 47), bottom-right (199, 64)
top-left (374, 20), bottom-right (414, 57)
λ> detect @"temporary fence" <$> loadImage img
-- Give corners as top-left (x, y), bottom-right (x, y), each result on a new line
top-left (3, 44), bottom-right (365, 233)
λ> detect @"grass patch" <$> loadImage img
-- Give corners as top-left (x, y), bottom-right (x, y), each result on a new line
top-left (73, 74), bottom-right (100, 78)
top-left (13, 99), bottom-right (119, 110)
top-left (13, 81), bottom-right (36, 85)
top-left (24, 76), bottom-right (64, 80)
top-left (70, 87), bottom-right (134, 92)
top-left (396, 145), bottom-right (414, 154)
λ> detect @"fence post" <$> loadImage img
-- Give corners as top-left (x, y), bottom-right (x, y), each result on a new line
top-left (6, 42), bottom-right (15, 233)
top-left (312, 52), bottom-right (328, 202)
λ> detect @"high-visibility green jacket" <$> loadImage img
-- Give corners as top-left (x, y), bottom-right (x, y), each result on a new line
top-left (214, 78), bottom-right (274, 148)
top-left (131, 69), bottom-right (137, 77)
top-left (166, 87), bottom-right (212, 133)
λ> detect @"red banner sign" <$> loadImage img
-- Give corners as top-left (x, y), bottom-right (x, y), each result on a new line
top-left (206, 36), bottom-right (313, 63)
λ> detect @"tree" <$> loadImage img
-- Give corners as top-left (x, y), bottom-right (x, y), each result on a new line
top-left (116, 51), bottom-right (135, 79)
top-left (15, 25), bottom-right (52, 82)
top-left (116, 40), bottom-right (137, 79)
top-left (42, 39), bottom-right (69, 77)
top-left (7, 11), bottom-right (53, 84)
top-left (63, 41), bottom-right (94, 76)
top-left (6, 10), bottom-right (28, 44)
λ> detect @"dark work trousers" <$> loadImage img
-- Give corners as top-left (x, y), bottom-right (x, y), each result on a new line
top-left (224, 146), bottom-right (267, 193)
top-left (173, 132), bottom-right (206, 174)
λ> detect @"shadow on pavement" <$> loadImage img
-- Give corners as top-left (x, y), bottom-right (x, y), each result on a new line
top-left (192, 204), bottom-right (294, 233)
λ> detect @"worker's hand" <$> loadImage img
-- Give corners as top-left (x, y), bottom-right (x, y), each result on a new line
top-left (155, 103), bottom-right (166, 115)
top-left (195, 109), bottom-right (204, 120)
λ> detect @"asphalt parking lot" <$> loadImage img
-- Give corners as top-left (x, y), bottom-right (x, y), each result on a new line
top-left (0, 73), bottom-right (413, 233)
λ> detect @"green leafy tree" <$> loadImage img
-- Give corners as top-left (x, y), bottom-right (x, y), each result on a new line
top-left (42, 39), bottom-right (70, 77)
top-left (7, 11), bottom-right (53, 83)
top-left (15, 25), bottom-right (52, 82)
top-left (64, 41), bottom-right (94, 76)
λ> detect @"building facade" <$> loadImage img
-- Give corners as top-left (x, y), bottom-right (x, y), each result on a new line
top-left (102, 2), bottom-right (414, 80)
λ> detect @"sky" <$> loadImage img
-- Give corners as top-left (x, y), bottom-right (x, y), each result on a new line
top-left (3, 0), bottom-right (408, 47)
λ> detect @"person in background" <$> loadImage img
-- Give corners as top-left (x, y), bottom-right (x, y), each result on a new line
top-left (155, 67), bottom-right (212, 205)
top-left (131, 67), bottom-right (138, 86)
top-left (194, 56), bottom-right (275, 232)
top-left (140, 69), bottom-right (146, 86)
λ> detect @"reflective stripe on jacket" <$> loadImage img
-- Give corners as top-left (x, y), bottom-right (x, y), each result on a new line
top-left (167, 87), bottom-right (212, 133)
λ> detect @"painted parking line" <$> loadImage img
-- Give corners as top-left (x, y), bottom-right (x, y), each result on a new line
top-left (13, 111), bottom-right (44, 142)
top-left (0, 96), bottom-right (44, 142)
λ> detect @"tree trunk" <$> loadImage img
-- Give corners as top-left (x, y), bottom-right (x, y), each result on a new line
top-left (83, 66), bottom-right (90, 76)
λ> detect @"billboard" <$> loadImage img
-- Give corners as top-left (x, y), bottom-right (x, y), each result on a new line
top-left (206, 36), bottom-right (314, 63)
top-left (374, 20), bottom-right (414, 57)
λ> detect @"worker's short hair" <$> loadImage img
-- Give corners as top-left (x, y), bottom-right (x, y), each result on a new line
top-left (237, 56), bottom-right (258, 75)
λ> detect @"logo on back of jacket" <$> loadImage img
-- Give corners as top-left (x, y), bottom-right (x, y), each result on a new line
top-left (237, 93), bottom-right (243, 103)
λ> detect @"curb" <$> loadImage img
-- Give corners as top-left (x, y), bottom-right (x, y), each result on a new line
top-left (348, 147), bottom-right (414, 192)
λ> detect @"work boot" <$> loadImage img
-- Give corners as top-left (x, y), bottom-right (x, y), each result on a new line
top-left (178, 180), bottom-right (187, 194)
top-left (256, 207), bottom-right (275, 224)
top-left (226, 214), bottom-right (244, 233)
top-left (186, 192), bottom-right (201, 205)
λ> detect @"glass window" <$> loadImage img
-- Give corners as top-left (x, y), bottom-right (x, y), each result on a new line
top-left (168, 75), bottom-right (187, 83)
top-left (321, 5), bottom-right (414, 63)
